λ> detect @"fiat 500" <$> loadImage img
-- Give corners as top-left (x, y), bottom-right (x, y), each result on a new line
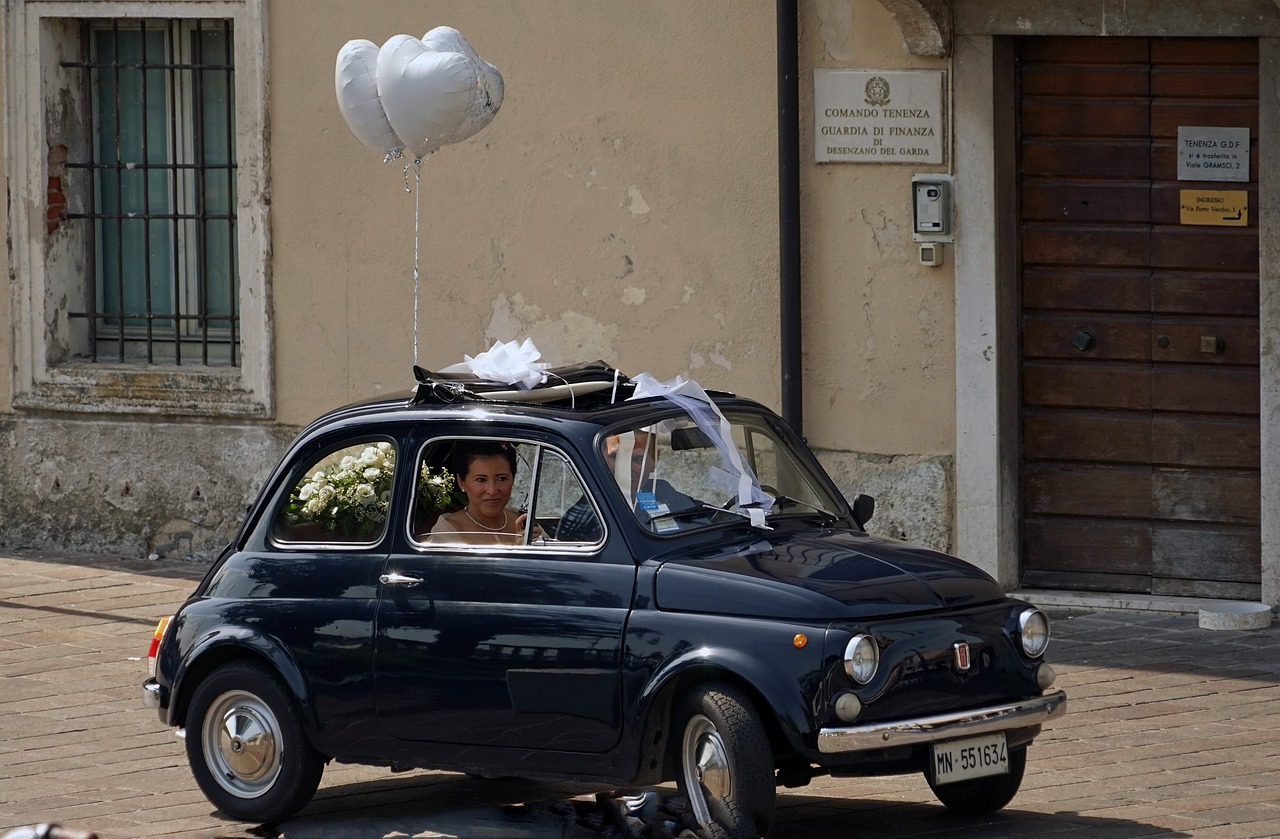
top-left (142, 364), bottom-right (1065, 838)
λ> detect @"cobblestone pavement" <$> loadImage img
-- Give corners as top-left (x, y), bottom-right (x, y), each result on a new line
top-left (2, 549), bottom-right (1280, 838)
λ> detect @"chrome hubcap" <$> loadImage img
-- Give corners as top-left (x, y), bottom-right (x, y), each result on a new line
top-left (203, 690), bottom-right (282, 798)
top-left (682, 713), bottom-right (731, 826)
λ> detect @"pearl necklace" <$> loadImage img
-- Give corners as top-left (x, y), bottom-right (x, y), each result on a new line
top-left (464, 507), bottom-right (509, 532)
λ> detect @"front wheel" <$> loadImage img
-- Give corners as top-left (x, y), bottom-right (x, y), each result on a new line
top-left (675, 683), bottom-right (775, 839)
top-left (926, 746), bottom-right (1027, 815)
top-left (185, 661), bottom-right (324, 823)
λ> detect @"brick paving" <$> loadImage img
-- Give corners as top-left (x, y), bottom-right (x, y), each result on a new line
top-left (2, 549), bottom-right (1280, 838)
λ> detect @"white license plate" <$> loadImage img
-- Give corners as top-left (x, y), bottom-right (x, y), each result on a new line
top-left (931, 733), bottom-right (1008, 785)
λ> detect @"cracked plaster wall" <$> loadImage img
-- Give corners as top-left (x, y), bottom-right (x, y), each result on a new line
top-left (0, 418), bottom-right (296, 560)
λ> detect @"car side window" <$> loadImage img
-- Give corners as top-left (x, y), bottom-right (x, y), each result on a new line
top-left (411, 438), bottom-right (602, 549)
top-left (274, 440), bottom-right (397, 544)
top-left (534, 449), bottom-right (604, 544)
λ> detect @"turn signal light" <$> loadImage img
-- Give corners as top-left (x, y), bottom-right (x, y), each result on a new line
top-left (147, 616), bottom-right (171, 677)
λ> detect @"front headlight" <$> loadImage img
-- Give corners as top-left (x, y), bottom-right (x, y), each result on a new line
top-left (1018, 608), bottom-right (1050, 657)
top-left (843, 634), bottom-right (879, 684)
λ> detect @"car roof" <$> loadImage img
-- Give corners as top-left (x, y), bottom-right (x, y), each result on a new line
top-left (294, 363), bottom-right (758, 444)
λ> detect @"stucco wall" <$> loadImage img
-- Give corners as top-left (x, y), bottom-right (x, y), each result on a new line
top-left (1, 1), bottom-right (959, 559)
top-left (271, 1), bottom-right (783, 425)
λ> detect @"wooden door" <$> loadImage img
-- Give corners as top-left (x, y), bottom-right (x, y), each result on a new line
top-left (1018, 38), bottom-right (1261, 599)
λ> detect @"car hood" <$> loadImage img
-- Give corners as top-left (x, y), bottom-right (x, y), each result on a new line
top-left (652, 528), bottom-right (1006, 620)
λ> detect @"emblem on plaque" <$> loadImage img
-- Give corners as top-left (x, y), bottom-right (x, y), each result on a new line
top-left (864, 76), bottom-right (891, 107)
top-left (953, 642), bottom-right (971, 671)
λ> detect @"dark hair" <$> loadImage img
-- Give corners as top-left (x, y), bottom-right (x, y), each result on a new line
top-left (451, 440), bottom-right (518, 480)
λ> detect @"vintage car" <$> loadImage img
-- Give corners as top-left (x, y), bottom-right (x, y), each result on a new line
top-left (142, 363), bottom-right (1066, 839)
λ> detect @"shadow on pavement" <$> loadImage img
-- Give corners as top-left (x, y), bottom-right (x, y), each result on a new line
top-left (205, 774), bottom-right (1194, 839)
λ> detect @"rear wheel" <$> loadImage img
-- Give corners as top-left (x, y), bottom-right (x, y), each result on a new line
top-left (926, 746), bottom-right (1027, 815)
top-left (675, 683), bottom-right (775, 839)
top-left (185, 661), bottom-right (324, 823)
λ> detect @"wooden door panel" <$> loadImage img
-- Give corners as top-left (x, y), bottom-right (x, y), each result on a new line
top-left (1023, 314), bottom-right (1151, 361)
top-left (1024, 414), bottom-right (1151, 463)
top-left (1021, 37), bottom-right (1149, 63)
top-left (1017, 36), bottom-right (1260, 595)
top-left (1022, 568), bottom-right (1152, 592)
top-left (1023, 226), bottom-right (1150, 267)
top-left (1152, 367), bottom-right (1260, 414)
top-left (1150, 228), bottom-right (1258, 272)
top-left (1151, 416), bottom-right (1259, 469)
top-left (1152, 524), bottom-right (1260, 582)
top-left (1150, 39), bottom-right (1258, 64)
top-left (1151, 103), bottom-right (1258, 136)
top-left (1022, 140), bottom-right (1151, 178)
top-left (1150, 321), bottom-right (1259, 365)
top-left (1021, 100), bottom-right (1150, 137)
top-left (1023, 363), bottom-right (1150, 410)
top-left (1024, 518), bottom-right (1151, 575)
top-left (1152, 273), bottom-right (1259, 316)
top-left (1024, 464), bottom-right (1152, 518)
top-left (1021, 66), bottom-right (1148, 97)
top-left (1152, 68), bottom-right (1258, 99)
top-left (1023, 268), bottom-right (1150, 311)
top-left (1152, 470), bottom-right (1260, 525)
top-left (1021, 183), bottom-right (1150, 223)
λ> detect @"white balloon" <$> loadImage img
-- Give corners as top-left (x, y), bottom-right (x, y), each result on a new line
top-left (334, 39), bottom-right (403, 155)
top-left (376, 31), bottom-right (504, 159)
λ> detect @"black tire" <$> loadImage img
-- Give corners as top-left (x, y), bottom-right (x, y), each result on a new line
top-left (675, 683), bottom-right (775, 839)
top-left (185, 660), bottom-right (324, 823)
top-left (926, 745), bottom-right (1027, 815)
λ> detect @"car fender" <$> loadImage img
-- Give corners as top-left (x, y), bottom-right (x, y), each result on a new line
top-left (633, 619), bottom-right (821, 756)
top-left (169, 623), bottom-right (315, 734)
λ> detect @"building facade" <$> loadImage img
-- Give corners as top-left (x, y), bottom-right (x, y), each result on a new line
top-left (2, 0), bottom-right (1276, 604)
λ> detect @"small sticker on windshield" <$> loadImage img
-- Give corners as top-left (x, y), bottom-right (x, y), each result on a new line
top-left (636, 492), bottom-right (660, 511)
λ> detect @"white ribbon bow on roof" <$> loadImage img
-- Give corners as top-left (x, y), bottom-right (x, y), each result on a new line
top-left (440, 338), bottom-right (549, 390)
top-left (629, 373), bottom-right (772, 529)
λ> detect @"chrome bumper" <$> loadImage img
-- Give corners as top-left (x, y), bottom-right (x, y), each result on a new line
top-left (142, 678), bottom-right (163, 710)
top-left (818, 690), bottom-right (1067, 754)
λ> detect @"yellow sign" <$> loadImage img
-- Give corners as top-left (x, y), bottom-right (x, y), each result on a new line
top-left (1179, 189), bottom-right (1248, 226)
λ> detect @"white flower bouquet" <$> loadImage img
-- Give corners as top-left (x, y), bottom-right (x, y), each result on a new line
top-left (284, 442), bottom-right (396, 538)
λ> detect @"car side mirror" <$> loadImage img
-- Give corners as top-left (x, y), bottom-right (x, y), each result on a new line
top-left (850, 494), bottom-right (875, 530)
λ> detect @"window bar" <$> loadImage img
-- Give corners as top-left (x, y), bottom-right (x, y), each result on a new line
top-left (139, 20), bottom-right (156, 363)
top-left (167, 19), bottom-right (184, 366)
top-left (193, 19), bottom-right (209, 366)
top-left (81, 23), bottom-right (101, 362)
top-left (223, 19), bottom-right (238, 365)
top-left (111, 20), bottom-right (126, 363)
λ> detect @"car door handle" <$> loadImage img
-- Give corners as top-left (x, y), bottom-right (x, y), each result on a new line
top-left (379, 572), bottom-right (424, 587)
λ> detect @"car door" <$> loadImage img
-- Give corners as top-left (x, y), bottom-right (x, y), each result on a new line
top-left (373, 433), bottom-right (635, 752)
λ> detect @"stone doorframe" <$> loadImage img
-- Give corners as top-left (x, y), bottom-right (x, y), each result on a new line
top-left (951, 24), bottom-right (1280, 605)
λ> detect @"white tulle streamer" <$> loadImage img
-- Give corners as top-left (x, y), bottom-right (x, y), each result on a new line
top-left (629, 373), bottom-right (773, 529)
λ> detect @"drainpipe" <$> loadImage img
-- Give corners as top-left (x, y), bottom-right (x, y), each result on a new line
top-left (777, 0), bottom-right (803, 434)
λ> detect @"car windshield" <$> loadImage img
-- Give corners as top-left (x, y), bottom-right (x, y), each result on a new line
top-left (603, 409), bottom-right (846, 534)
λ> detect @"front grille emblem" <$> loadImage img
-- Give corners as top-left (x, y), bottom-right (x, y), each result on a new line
top-left (953, 642), bottom-right (971, 671)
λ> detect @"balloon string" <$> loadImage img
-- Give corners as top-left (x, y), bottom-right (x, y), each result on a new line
top-left (412, 158), bottom-right (423, 365)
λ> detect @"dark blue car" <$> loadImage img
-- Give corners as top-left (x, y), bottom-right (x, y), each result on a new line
top-left (143, 364), bottom-right (1066, 839)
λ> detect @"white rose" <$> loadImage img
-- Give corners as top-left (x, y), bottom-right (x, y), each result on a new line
top-left (354, 484), bottom-right (376, 505)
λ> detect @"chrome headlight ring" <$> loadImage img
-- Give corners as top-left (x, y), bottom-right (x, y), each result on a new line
top-left (1018, 608), bottom-right (1051, 658)
top-left (843, 634), bottom-right (880, 685)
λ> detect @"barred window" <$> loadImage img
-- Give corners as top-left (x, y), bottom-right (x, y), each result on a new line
top-left (6, 0), bottom-right (270, 417)
top-left (64, 19), bottom-right (239, 366)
